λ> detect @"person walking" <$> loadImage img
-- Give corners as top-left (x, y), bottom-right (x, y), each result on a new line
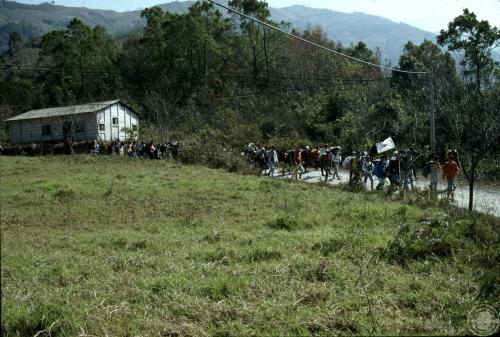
top-left (311, 146), bottom-right (320, 170)
top-left (331, 148), bottom-right (342, 180)
top-left (388, 151), bottom-right (400, 187)
top-left (303, 146), bottom-right (311, 173)
top-left (400, 149), bottom-right (414, 192)
top-left (257, 147), bottom-right (267, 176)
top-left (348, 151), bottom-right (357, 184)
top-left (429, 155), bottom-right (441, 193)
top-left (91, 140), bottom-right (99, 155)
top-left (374, 154), bottom-right (388, 190)
top-left (267, 146), bottom-right (278, 177)
top-left (443, 154), bottom-right (459, 202)
top-left (294, 147), bottom-right (304, 180)
top-left (362, 155), bottom-right (375, 190)
top-left (350, 153), bottom-right (362, 185)
top-left (322, 149), bottom-right (332, 182)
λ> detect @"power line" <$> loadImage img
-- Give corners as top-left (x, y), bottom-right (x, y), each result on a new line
top-left (207, 0), bottom-right (430, 75)
top-left (0, 64), bottom-right (116, 72)
top-left (1, 64), bottom-right (392, 84)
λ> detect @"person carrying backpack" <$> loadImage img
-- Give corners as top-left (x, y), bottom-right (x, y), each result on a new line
top-left (362, 155), bottom-right (375, 190)
top-left (322, 150), bottom-right (332, 182)
top-left (350, 153), bottom-right (362, 185)
top-left (374, 154), bottom-right (388, 189)
top-left (257, 147), bottom-right (267, 176)
top-left (388, 151), bottom-right (400, 187)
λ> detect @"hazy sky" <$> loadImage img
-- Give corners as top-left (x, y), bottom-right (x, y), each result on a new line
top-left (15, 0), bottom-right (500, 32)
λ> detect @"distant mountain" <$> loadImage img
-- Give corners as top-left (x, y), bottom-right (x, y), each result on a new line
top-left (0, 0), bottom-right (436, 64)
top-left (269, 5), bottom-right (436, 64)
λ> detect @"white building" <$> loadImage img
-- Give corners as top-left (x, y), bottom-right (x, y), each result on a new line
top-left (5, 100), bottom-right (139, 144)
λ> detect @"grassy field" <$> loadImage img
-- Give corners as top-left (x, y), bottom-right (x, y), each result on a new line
top-left (1, 156), bottom-right (499, 336)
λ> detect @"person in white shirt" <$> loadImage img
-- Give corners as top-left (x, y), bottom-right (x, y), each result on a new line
top-left (267, 146), bottom-right (279, 177)
top-left (331, 147), bottom-right (342, 180)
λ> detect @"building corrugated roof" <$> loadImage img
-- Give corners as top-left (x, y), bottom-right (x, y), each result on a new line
top-left (5, 100), bottom-right (120, 121)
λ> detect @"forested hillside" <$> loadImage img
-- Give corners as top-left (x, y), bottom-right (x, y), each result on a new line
top-left (0, 0), bottom-right (436, 63)
top-left (1, 1), bottom-right (499, 175)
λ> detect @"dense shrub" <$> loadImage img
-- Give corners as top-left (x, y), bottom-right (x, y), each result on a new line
top-left (382, 214), bottom-right (467, 265)
top-left (266, 216), bottom-right (298, 231)
top-left (478, 265), bottom-right (500, 301)
top-left (53, 141), bottom-right (96, 155)
top-left (1, 144), bottom-right (40, 156)
top-left (177, 136), bottom-right (257, 174)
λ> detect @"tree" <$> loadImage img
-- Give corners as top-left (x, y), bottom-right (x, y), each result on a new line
top-left (38, 18), bottom-right (120, 105)
top-left (392, 40), bottom-right (460, 148)
top-left (437, 9), bottom-right (499, 95)
top-left (228, 0), bottom-right (271, 84)
top-left (437, 9), bottom-right (500, 212)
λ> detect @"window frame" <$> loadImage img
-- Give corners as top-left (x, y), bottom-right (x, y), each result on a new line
top-left (99, 124), bottom-right (105, 131)
top-left (75, 121), bottom-right (85, 133)
top-left (41, 124), bottom-right (51, 136)
top-left (112, 117), bottom-right (119, 125)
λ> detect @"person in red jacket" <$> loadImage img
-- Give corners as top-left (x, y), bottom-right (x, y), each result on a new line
top-left (443, 154), bottom-right (460, 201)
top-left (294, 147), bottom-right (304, 180)
top-left (311, 146), bottom-right (320, 170)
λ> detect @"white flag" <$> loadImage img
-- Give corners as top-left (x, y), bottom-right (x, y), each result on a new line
top-left (376, 137), bottom-right (395, 154)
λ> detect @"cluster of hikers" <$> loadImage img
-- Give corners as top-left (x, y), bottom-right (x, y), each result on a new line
top-left (88, 139), bottom-right (179, 159)
top-left (1, 136), bottom-right (461, 202)
top-left (243, 143), bottom-right (461, 201)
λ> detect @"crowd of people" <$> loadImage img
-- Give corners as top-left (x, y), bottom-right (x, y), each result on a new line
top-left (243, 143), bottom-right (461, 201)
top-left (1, 137), bottom-right (461, 202)
top-left (89, 139), bottom-right (179, 159)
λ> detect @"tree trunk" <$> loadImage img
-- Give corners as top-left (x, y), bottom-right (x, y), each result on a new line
top-left (247, 24), bottom-right (259, 83)
top-left (476, 64), bottom-right (481, 96)
top-left (263, 27), bottom-right (270, 83)
top-left (468, 176), bottom-right (474, 212)
top-left (203, 38), bottom-right (207, 77)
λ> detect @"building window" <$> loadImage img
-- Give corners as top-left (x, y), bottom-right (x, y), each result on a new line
top-left (75, 122), bottom-right (85, 133)
top-left (112, 117), bottom-right (119, 125)
top-left (41, 125), bottom-right (51, 136)
top-left (132, 124), bottom-right (137, 131)
top-left (99, 124), bottom-right (105, 131)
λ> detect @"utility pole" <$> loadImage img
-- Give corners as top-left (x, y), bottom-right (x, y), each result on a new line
top-left (429, 72), bottom-right (436, 152)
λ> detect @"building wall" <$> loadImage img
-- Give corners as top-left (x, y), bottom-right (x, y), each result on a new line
top-left (8, 102), bottom-right (139, 144)
top-left (95, 102), bottom-right (139, 142)
top-left (10, 120), bottom-right (21, 143)
top-left (9, 113), bottom-right (97, 144)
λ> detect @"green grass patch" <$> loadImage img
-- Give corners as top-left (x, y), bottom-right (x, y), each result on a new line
top-left (1, 156), bottom-right (499, 336)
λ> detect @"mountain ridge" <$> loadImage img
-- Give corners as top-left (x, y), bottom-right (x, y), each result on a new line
top-left (0, 0), bottom-right (436, 64)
